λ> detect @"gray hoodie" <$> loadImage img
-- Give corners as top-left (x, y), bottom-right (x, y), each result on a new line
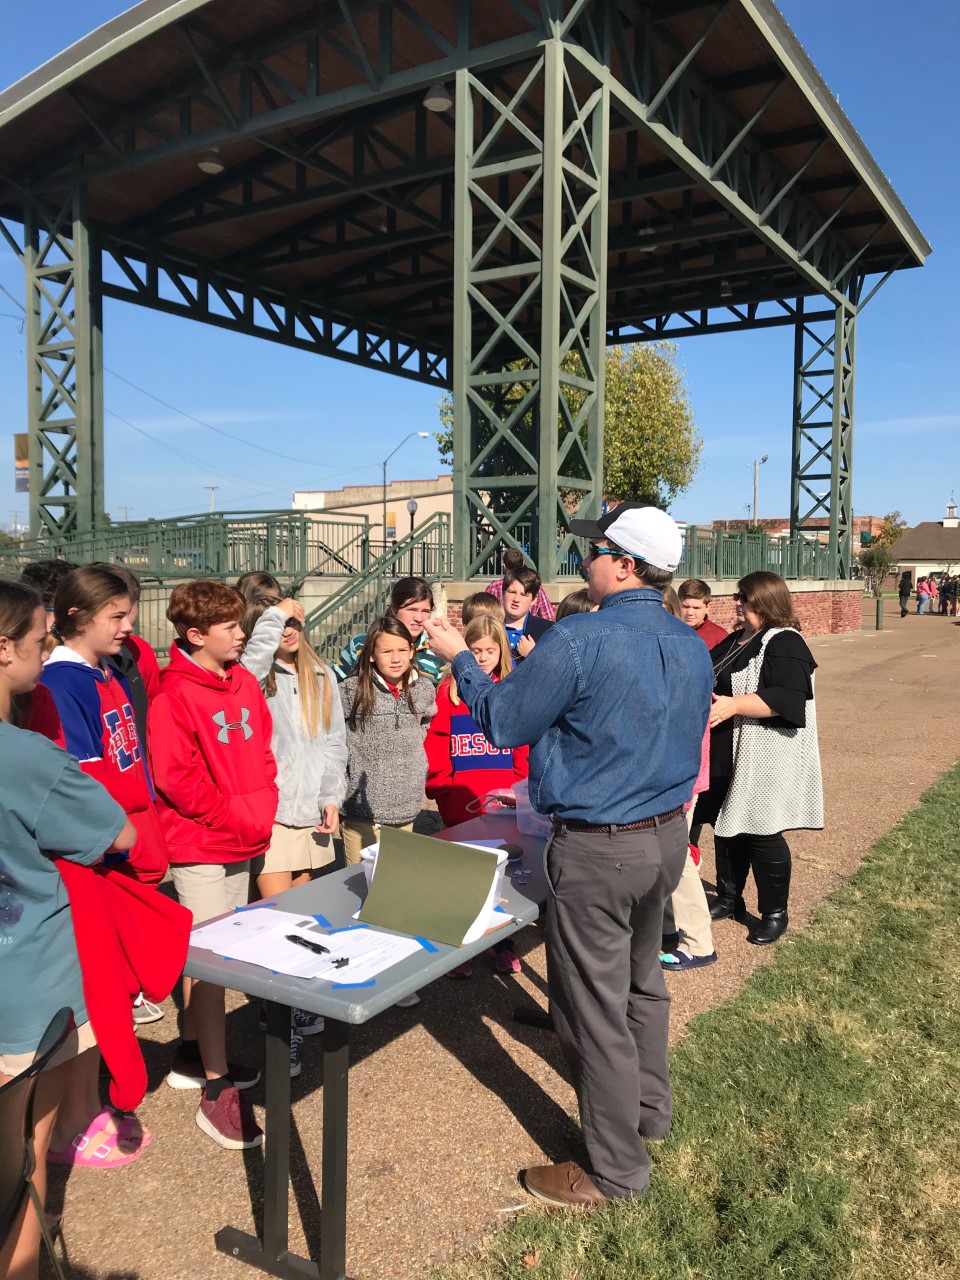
top-left (339, 669), bottom-right (436, 825)
top-left (242, 607), bottom-right (348, 827)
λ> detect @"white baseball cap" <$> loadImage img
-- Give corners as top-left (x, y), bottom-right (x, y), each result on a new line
top-left (569, 502), bottom-right (683, 573)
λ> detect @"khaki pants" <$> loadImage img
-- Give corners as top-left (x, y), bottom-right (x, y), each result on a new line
top-left (340, 819), bottom-right (414, 866)
top-left (661, 809), bottom-right (715, 957)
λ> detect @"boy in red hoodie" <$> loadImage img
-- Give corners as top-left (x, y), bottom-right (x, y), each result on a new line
top-left (148, 580), bottom-right (278, 1150)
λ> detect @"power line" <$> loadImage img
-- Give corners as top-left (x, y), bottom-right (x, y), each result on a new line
top-left (106, 408), bottom-right (280, 494)
top-left (104, 365), bottom-right (353, 470)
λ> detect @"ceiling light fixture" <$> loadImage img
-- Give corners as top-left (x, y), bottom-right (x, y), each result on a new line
top-left (719, 277), bottom-right (733, 298)
top-left (423, 83), bottom-right (453, 112)
top-left (197, 149), bottom-right (225, 175)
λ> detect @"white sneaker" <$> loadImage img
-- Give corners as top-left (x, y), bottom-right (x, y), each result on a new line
top-left (394, 992), bottom-right (420, 1009)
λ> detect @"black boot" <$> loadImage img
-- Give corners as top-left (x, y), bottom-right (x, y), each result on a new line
top-left (710, 836), bottom-right (748, 921)
top-left (747, 911), bottom-right (788, 945)
top-left (748, 840), bottom-right (791, 944)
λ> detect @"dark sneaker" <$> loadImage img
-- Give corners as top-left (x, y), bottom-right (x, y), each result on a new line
top-left (195, 1085), bottom-right (263, 1150)
top-left (289, 1033), bottom-right (303, 1079)
top-left (166, 1053), bottom-right (261, 1091)
top-left (292, 1008), bottom-right (324, 1036)
top-left (132, 994), bottom-right (164, 1025)
top-left (659, 948), bottom-right (718, 972)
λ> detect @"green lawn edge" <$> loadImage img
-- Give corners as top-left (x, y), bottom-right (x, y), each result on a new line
top-left (434, 761), bottom-right (960, 1280)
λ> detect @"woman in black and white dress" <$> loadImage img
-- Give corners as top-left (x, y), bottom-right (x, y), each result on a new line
top-left (693, 572), bottom-right (823, 945)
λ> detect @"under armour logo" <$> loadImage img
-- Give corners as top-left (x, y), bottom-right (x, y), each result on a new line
top-left (212, 707), bottom-right (253, 743)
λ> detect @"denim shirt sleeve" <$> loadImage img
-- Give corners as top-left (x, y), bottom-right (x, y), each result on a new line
top-left (450, 624), bottom-right (580, 748)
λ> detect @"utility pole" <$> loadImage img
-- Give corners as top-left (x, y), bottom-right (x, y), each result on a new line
top-left (119, 506), bottom-right (132, 522)
top-left (205, 485), bottom-right (219, 514)
top-left (10, 510), bottom-right (23, 537)
top-left (753, 454), bottom-right (769, 524)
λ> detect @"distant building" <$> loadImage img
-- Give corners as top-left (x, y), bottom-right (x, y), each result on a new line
top-left (888, 500), bottom-right (960, 577)
top-left (708, 515), bottom-right (885, 542)
top-left (293, 475), bottom-right (452, 541)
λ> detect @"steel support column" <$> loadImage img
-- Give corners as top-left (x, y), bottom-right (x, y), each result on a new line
top-left (790, 296), bottom-right (856, 578)
top-left (23, 188), bottom-right (104, 542)
top-left (452, 41), bottom-right (609, 580)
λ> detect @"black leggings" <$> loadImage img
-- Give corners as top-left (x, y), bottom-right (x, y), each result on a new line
top-left (714, 832), bottom-right (791, 916)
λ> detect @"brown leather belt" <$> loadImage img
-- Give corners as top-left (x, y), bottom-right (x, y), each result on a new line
top-left (553, 806), bottom-right (684, 834)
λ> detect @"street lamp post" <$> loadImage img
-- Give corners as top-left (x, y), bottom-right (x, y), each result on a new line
top-left (381, 432), bottom-right (429, 548)
top-left (752, 454), bottom-right (769, 524)
top-left (406, 498), bottom-right (419, 576)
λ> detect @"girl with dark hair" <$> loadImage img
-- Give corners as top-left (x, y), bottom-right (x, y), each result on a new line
top-left (42, 566), bottom-right (169, 885)
top-left (339, 616), bottom-right (436, 865)
top-left (897, 570), bottom-right (913, 618)
top-left (693, 571), bottom-right (822, 946)
top-left (339, 616), bottom-right (435, 1009)
top-left (333, 576), bottom-right (443, 683)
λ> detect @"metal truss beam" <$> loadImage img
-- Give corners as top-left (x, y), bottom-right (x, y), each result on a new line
top-left (564, 7), bottom-right (873, 311)
top-left (17, 190), bottom-right (104, 541)
top-left (452, 42), bottom-right (609, 581)
top-left (609, 296), bottom-right (836, 343)
top-left (790, 295), bottom-right (856, 578)
top-left (28, 2), bottom-right (550, 191)
top-left (97, 229), bottom-right (448, 388)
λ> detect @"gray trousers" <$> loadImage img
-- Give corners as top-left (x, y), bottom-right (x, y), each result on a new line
top-left (544, 815), bottom-right (688, 1198)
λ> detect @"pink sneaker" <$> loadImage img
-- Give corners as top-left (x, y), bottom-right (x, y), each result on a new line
top-left (196, 1085), bottom-right (263, 1150)
top-left (447, 960), bottom-right (473, 979)
top-left (493, 945), bottom-right (521, 974)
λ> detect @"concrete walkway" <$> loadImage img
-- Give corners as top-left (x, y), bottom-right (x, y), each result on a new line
top-left (43, 601), bottom-right (960, 1280)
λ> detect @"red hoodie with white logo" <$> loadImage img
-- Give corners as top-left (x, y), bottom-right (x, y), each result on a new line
top-left (148, 642), bottom-right (278, 865)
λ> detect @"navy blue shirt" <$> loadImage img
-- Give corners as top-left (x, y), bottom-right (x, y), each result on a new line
top-left (451, 587), bottom-right (712, 825)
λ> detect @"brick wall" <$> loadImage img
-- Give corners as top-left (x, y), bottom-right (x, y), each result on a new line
top-left (442, 583), bottom-right (863, 636)
top-left (703, 588), bottom-right (861, 636)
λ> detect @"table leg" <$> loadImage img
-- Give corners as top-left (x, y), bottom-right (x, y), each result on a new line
top-left (215, 1000), bottom-right (321, 1279)
top-left (320, 1019), bottom-right (350, 1280)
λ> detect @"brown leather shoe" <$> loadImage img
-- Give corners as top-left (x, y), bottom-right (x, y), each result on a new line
top-left (521, 1160), bottom-right (610, 1208)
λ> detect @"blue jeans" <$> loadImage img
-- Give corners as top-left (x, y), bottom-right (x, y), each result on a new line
top-left (918, 597), bottom-right (926, 615)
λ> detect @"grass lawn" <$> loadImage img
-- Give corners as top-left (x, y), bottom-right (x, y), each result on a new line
top-left (436, 764), bottom-right (960, 1280)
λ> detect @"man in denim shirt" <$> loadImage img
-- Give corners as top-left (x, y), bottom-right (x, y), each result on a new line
top-left (425, 504), bottom-right (712, 1207)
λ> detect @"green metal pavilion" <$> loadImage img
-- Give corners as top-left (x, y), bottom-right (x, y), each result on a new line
top-left (0, 0), bottom-right (929, 582)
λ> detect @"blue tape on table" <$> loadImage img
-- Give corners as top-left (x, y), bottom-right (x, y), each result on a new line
top-left (327, 923), bottom-right (368, 934)
top-left (311, 913), bottom-right (332, 927)
top-left (412, 936), bottom-right (439, 953)
top-left (331, 979), bottom-right (377, 989)
top-left (235, 901), bottom-right (276, 911)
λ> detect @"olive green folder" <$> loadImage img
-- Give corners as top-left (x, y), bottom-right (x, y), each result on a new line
top-left (357, 825), bottom-right (504, 947)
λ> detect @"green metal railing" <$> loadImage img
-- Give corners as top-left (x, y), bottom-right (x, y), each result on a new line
top-left (0, 509), bottom-right (372, 580)
top-left (306, 513), bottom-right (453, 662)
top-left (680, 526), bottom-right (831, 580)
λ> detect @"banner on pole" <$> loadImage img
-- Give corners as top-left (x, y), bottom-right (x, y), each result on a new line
top-left (14, 433), bottom-right (28, 493)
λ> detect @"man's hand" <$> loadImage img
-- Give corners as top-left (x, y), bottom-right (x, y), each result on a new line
top-left (315, 804), bottom-right (339, 835)
top-left (423, 615), bottom-right (469, 662)
top-left (277, 597), bottom-right (305, 623)
top-left (517, 634), bottom-right (536, 658)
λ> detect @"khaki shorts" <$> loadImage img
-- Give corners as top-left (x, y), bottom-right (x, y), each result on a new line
top-left (252, 823), bottom-right (335, 877)
top-left (170, 859), bottom-right (251, 925)
top-left (340, 819), bottom-right (413, 866)
top-left (0, 1018), bottom-right (97, 1077)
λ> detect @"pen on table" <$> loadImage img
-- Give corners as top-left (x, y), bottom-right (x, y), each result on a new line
top-left (286, 934), bottom-right (330, 955)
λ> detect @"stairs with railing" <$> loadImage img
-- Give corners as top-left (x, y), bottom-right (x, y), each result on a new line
top-left (305, 512), bottom-right (452, 662)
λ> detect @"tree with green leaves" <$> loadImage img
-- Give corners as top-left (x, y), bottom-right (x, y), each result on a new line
top-left (435, 342), bottom-right (702, 511)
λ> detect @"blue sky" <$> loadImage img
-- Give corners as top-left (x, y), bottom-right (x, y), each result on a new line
top-left (1, 0), bottom-right (957, 532)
